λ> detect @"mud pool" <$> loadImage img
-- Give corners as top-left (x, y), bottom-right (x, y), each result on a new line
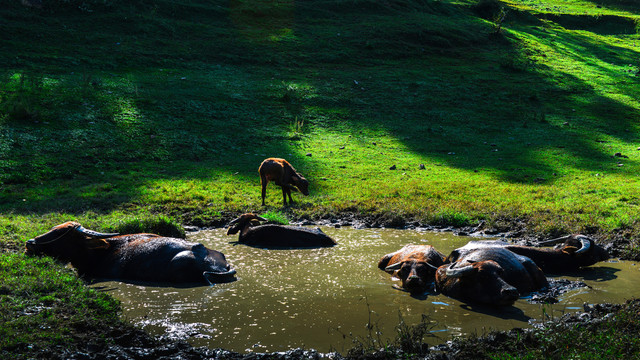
top-left (92, 227), bottom-right (638, 353)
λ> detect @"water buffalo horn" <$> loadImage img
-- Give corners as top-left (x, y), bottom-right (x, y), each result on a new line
top-left (574, 235), bottom-right (591, 255)
top-left (255, 215), bottom-right (268, 221)
top-left (75, 226), bottom-right (119, 238)
top-left (228, 217), bottom-right (241, 225)
top-left (445, 263), bottom-right (477, 278)
top-left (385, 262), bottom-right (403, 272)
top-left (204, 268), bottom-right (237, 277)
top-left (426, 262), bottom-right (439, 270)
top-left (538, 234), bottom-right (572, 246)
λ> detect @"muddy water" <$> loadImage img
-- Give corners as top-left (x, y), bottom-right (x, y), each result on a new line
top-left (92, 227), bottom-right (638, 353)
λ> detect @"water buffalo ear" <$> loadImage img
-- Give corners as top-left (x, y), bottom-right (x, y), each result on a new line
top-left (561, 246), bottom-right (579, 255)
top-left (250, 219), bottom-right (262, 226)
top-left (84, 238), bottom-right (110, 250)
top-left (226, 226), bottom-right (239, 235)
top-left (446, 250), bottom-right (461, 263)
top-left (445, 263), bottom-right (477, 278)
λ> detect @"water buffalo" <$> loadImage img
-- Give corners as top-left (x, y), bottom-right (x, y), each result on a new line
top-left (226, 213), bottom-right (336, 248)
top-left (259, 157), bottom-right (309, 206)
top-left (448, 234), bottom-right (609, 273)
top-left (378, 245), bottom-right (447, 295)
top-left (25, 222), bottom-right (236, 284)
top-left (436, 247), bottom-right (548, 306)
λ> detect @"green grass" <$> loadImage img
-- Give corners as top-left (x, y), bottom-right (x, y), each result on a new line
top-left (0, 252), bottom-right (120, 355)
top-left (485, 300), bottom-right (640, 359)
top-left (1, 0), bottom-right (638, 243)
top-left (1, 0), bottom-right (640, 357)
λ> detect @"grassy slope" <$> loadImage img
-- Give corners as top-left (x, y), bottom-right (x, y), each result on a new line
top-left (1, 0), bottom-right (639, 243)
top-left (1, 0), bottom-right (639, 357)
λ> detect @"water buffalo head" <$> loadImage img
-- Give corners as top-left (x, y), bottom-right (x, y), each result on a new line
top-left (436, 261), bottom-right (520, 306)
top-left (25, 221), bottom-right (119, 262)
top-left (385, 259), bottom-right (439, 295)
top-left (226, 213), bottom-right (268, 235)
top-left (540, 234), bottom-right (609, 267)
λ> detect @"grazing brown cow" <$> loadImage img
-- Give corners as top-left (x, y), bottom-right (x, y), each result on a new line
top-left (226, 213), bottom-right (336, 248)
top-left (448, 234), bottom-right (609, 273)
top-left (259, 158), bottom-right (309, 206)
top-left (436, 247), bottom-right (548, 306)
top-left (378, 245), bottom-right (447, 295)
top-left (25, 222), bottom-right (236, 284)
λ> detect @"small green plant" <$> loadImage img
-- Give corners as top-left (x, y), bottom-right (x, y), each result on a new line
top-left (288, 116), bottom-right (305, 140)
top-left (260, 211), bottom-right (289, 225)
top-left (0, 73), bottom-right (43, 122)
top-left (339, 296), bottom-right (435, 359)
top-left (492, 7), bottom-right (509, 34)
top-left (394, 312), bottom-right (435, 355)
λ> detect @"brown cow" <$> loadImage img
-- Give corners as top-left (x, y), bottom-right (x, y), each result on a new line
top-left (259, 158), bottom-right (309, 206)
top-left (25, 222), bottom-right (236, 284)
top-left (378, 245), bottom-right (446, 295)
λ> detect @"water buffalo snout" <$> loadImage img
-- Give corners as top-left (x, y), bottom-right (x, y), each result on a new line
top-left (25, 239), bottom-right (37, 254)
top-left (500, 287), bottom-right (519, 304)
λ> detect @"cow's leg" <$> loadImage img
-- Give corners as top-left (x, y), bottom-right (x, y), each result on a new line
top-left (286, 187), bottom-right (294, 204)
top-left (281, 186), bottom-right (288, 206)
top-left (261, 175), bottom-right (268, 206)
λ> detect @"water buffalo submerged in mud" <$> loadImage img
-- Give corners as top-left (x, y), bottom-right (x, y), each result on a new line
top-left (25, 222), bottom-right (236, 284)
top-left (226, 213), bottom-right (336, 249)
top-left (378, 245), bottom-right (447, 295)
top-left (259, 157), bottom-right (309, 206)
top-left (436, 247), bottom-right (549, 306)
top-left (449, 234), bottom-right (609, 273)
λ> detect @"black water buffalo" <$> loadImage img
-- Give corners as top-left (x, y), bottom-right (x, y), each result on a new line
top-left (25, 222), bottom-right (236, 284)
top-left (226, 213), bottom-right (336, 248)
top-left (448, 234), bottom-right (609, 273)
top-left (436, 247), bottom-right (548, 306)
top-left (378, 245), bottom-right (446, 295)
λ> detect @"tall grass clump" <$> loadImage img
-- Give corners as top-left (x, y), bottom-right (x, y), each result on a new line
top-left (260, 210), bottom-right (290, 225)
top-left (104, 214), bottom-right (185, 238)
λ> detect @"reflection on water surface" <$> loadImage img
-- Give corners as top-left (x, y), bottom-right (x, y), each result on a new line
top-left (93, 227), bottom-right (637, 353)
